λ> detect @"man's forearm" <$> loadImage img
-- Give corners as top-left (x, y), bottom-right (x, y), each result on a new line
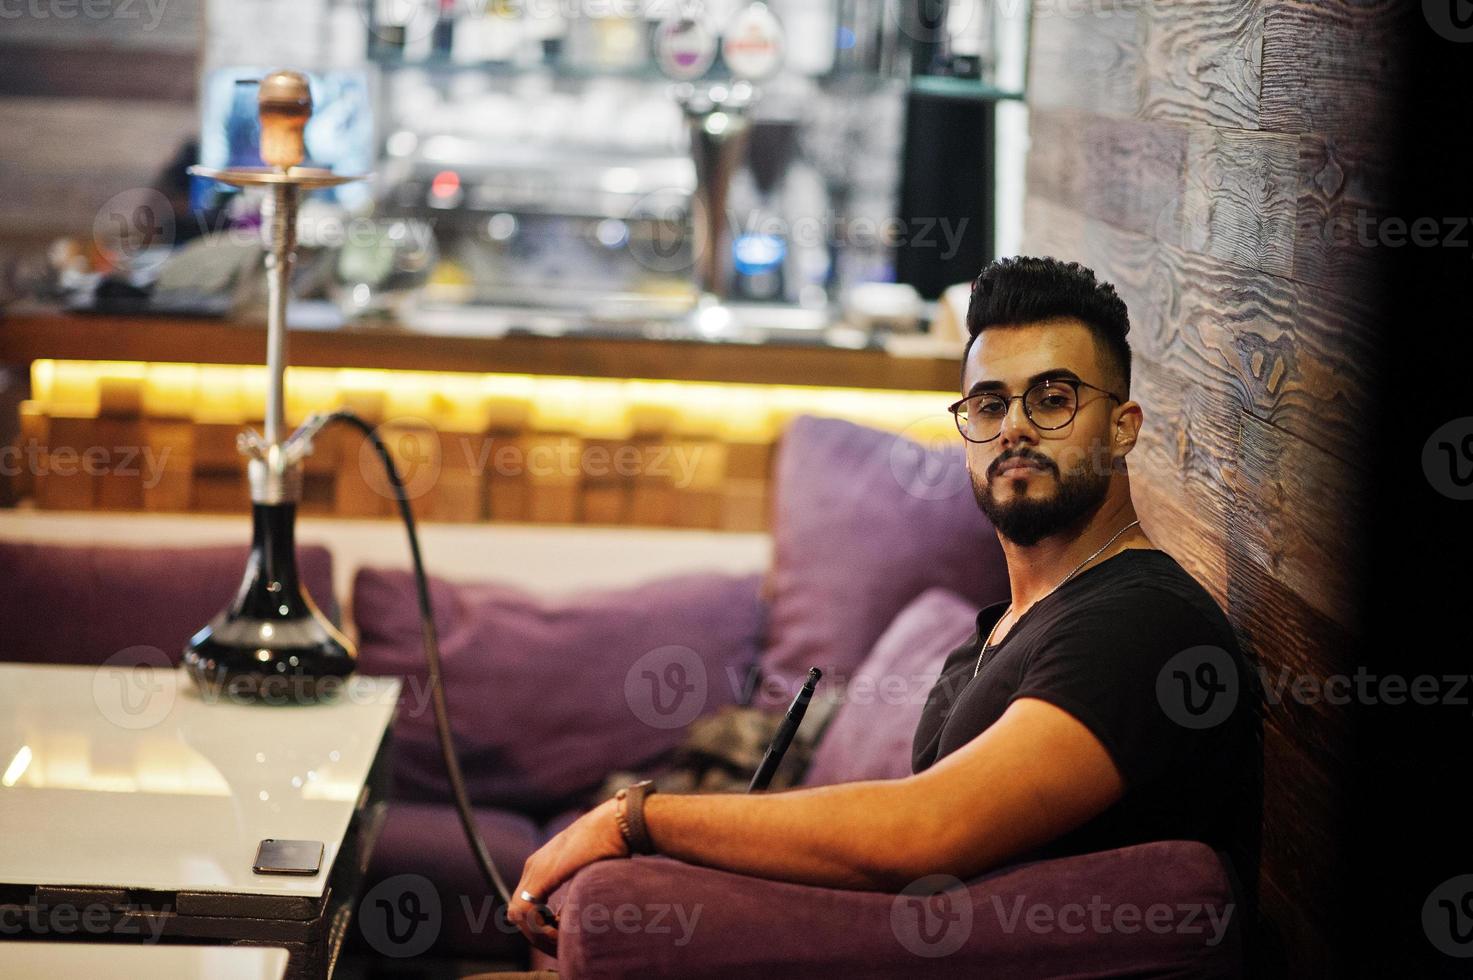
top-left (642, 777), bottom-right (949, 892)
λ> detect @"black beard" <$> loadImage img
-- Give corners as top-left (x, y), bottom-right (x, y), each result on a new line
top-left (973, 453), bottom-right (1112, 547)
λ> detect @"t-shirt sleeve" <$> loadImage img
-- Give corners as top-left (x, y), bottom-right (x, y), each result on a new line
top-left (1008, 590), bottom-right (1226, 789)
top-left (911, 626), bottom-right (984, 773)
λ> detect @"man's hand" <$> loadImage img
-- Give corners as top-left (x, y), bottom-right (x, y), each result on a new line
top-left (508, 797), bottom-right (630, 954)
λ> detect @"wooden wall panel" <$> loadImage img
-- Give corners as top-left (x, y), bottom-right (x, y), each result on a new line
top-left (1140, 0), bottom-right (1263, 129)
top-left (1258, 1), bottom-right (1409, 139)
top-left (1023, 0), bottom-right (1395, 971)
top-left (1025, 197), bottom-right (1376, 470)
top-left (1028, 4), bottom-right (1145, 118)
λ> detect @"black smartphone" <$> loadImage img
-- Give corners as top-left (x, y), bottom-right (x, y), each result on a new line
top-left (253, 839), bottom-right (324, 876)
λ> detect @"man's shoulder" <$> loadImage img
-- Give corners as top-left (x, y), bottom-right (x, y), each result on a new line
top-left (1054, 549), bottom-right (1238, 648)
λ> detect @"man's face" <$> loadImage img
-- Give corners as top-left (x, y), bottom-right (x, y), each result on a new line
top-left (960, 318), bottom-right (1126, 546)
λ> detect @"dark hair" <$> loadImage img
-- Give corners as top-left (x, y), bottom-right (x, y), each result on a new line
top-left (963, 256), bottom-right (1132, 397)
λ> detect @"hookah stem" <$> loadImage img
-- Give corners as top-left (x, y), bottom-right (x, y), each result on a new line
top-left (265, 180), bottom-right (298, 448)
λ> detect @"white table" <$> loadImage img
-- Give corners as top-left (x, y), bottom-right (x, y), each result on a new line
top-left (0, 942), bottom-right (289, 980)
top-left (0, 663), bottom-right (400, 978)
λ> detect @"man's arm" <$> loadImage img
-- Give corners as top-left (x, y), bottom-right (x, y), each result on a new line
top-left (648, 696), bottom-right (1124, 891)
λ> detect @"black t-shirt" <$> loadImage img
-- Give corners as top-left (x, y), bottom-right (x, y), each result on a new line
top-left (911, 548), bottom-right (1261, 899)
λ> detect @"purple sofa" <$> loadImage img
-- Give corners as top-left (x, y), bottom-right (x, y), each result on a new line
top-left (550, 842), bottom-right (1242, 979)
top-left (0, 416), bottom-right (1249, 976)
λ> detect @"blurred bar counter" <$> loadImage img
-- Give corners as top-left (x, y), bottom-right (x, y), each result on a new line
top-left (0, 307), bottom-right (960, 391)
top-left (0, 309), bottom-right (963, 532)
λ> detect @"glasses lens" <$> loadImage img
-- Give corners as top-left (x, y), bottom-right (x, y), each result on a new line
top-left (956, 394), bottom-right (1007, 441)
top-left (1026, 380), bottom-right (1078, 428)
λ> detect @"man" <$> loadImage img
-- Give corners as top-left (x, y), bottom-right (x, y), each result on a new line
top-left (509, 257), bottom-right (1261, 956)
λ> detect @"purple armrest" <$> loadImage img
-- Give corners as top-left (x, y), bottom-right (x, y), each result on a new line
top-left (550, 841), bottom-right (1242, 979)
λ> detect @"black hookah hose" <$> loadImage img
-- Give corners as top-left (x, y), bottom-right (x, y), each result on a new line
top-left (324, 410), bottom-right (516, 910)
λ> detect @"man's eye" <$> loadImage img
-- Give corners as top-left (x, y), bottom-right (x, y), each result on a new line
top-left (976, 401), bottom-right (1007, 415)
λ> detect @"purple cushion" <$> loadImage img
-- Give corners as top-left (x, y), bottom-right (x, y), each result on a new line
top-left (0, 540), bottom-right (335, 667)
top-left (803, 588), bottom-right (979, 787)
top-left (353, 569), bottom-right (767, 814)
top-left (760, 415), bottom-right (1008, 703)
top-left (552, 841), bottom-right (1242, 978)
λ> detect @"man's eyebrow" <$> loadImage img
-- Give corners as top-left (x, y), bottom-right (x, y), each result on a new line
top-left (965, 368), bottom-right (1083, 397)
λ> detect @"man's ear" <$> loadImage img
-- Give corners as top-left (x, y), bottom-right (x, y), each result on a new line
top-left (1112, 401), bottom-right (1143, 451)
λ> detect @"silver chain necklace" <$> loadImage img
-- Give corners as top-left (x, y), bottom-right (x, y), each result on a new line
top-left (973, 519), bottom-right (1142, 679)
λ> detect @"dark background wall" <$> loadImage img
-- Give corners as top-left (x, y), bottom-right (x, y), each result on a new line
top-left (1018, 0), bottom-right (1414, 973)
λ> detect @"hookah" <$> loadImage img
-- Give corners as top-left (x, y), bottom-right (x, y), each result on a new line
top-left (184, 71), bottom-right (519, 913)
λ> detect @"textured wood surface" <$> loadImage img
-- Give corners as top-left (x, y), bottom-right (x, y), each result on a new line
top-left (1024, 0), bottom-right (1394, 970)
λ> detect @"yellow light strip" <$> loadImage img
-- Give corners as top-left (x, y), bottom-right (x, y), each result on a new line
top-left (30, 360), bottom-right (962, 444)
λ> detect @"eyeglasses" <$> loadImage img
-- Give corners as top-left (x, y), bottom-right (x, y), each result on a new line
top-left (948, 378), bottom-right (1122, 444)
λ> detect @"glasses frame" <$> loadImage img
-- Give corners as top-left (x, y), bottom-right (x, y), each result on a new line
top-left (948, 378), bottom-right (1123, 444)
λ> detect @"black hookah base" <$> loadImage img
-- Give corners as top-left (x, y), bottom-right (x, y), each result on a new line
top-left (182, 501), bottom-right (357, 705)
top-left (182, 634), bottom-right (356, 705)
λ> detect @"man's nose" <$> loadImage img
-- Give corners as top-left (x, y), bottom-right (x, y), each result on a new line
top-left (997, 396), bottom-right (1039, 450)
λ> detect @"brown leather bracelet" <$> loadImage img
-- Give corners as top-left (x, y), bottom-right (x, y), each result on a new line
top-left (614, 779), bottom-right (658, 855)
